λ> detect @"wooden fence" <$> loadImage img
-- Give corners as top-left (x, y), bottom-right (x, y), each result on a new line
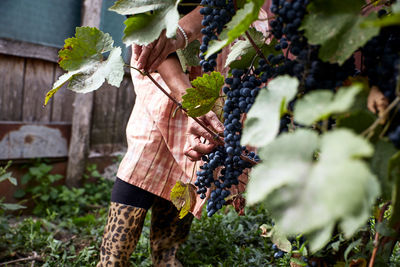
top-left (0, 53), bottom-right (135, 156)
top-left (0, 0), bottom-right (135, 186)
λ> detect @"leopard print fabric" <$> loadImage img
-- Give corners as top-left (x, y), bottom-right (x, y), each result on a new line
top-left (97, 199), bottom-right (193, 267)
top-left (97, 202), bottom-right (147, 267)
top-left (150, 198), bottom-right (194, 267)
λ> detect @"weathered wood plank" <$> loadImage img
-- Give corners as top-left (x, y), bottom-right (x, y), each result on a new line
top-left (0, 54), bottom-right (25, 121)
top-left (91, 83), bottom-right (118, 154)
top-left (113, 75), bottom-right (136, 148)
top-left (51, 66), bottom-right (75, 122)
top-left (66, 0), bottom-right (103, 187)
top-left (22, 58), bottom-right (54, 122)
top-left (0, 122), bottom-right (71, 160)
top-left (0, 38), bottom-right (59, 63)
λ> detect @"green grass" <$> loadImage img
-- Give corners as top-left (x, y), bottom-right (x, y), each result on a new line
top-left (1, 161), bottom-right (399, 266)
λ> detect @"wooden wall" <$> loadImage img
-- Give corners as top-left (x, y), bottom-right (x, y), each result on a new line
top-left (0, 53), bottom-right (135, 159)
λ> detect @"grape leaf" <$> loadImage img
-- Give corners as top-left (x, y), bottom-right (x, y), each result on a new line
top-left (294, 84), bottom-right (363, 126)
top-left (176, 40), bottom-right (201, 72)
top-left (301, 0), bottom-right (380, 65)
top-left (225, 28), bottom-right (280, 70)
top-left (58, 27), bottom-right (114, 71)
top-left (182, 71), bottom-right (224, 117)
top-left (109, 0), bottom-right (175, 15)
top-left (241, 75), bottom-right (299, 147)
top-left (44, 27), bottom-right (124, 106)
top-left (206, 0), bottom-right (265, 58)
top-left (247, 129), bottom-right (379, 252)
top-left (109, 0), bottom-right (180, 45)
top-left (370, 140), bottom-right (397, 201)
top-left (170, 181), bottom-right (196, 219)
top-left (388, 151), bottom-right (400, 227)
top-left (267, 225), bottom-right (292, 253)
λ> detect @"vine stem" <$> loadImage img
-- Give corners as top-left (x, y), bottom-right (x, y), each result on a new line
top-left (245, 31), bottom-right (269, 63)
top-left (368, 201), bottom-right (391, 267)
top-left (361, 96), bottom-right (400, 138)
top-left (126, 65), bottom-right (258, 166)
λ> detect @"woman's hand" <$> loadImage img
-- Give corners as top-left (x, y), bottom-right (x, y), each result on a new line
top-left (134, 29), bottom-right (185, 73)
top-left (184, 111), bottom-right (224, 161)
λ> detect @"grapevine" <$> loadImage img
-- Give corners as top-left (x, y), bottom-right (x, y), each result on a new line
top-left (45, 0), bottom-right (400, 265)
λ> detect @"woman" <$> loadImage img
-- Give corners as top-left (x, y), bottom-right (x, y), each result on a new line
top-left (97, 3), bottom-right (224, 267)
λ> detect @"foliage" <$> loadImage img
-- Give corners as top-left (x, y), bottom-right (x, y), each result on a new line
top-left (110, 0), bottom-right (180, 46)
top-left (0, 161), bottom-right (26, 212)
top-left (182, 71), bottom-right (225, 117)
top-left (44, 0), bottom-right (400, 265)
top-left (301, 0), bottom-right (380, 64)
top-left (44, 27), bottom-right (124, 106)
top-left (241, 75), bottom-right (298, 147)
top-left (170, 181), bottom-right (197, 219)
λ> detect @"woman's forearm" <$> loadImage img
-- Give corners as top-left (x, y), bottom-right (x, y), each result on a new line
top-left (178, 6), bottom-right (204, 44)
top-left (157, 55), bottom-right (192, 102)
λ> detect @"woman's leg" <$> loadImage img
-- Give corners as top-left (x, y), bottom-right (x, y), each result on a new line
top-left (150, 197), bottom-right (194, 267)
top-left (97, 178), bottom-right (155, 267)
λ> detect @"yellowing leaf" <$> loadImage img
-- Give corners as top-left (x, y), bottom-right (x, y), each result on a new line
top-left (182, 71), bottom-right (224, 117)
top-left (170, 181), bottom-right (196, 219)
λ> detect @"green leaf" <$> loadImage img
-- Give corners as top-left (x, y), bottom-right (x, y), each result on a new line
top-left (247, 129), bottom-right (379, 252)
top-left (0, 172), bottom-right (17, 186)
top-left (122, 3), bottom-right (179, 46)
top-left (336, 110), bottom-right (376, 134)
top-left (1, 203), bottom-right (26, 211)
top-left (388, 151), bottom-right (400, 227)
top-left (109, 0), bottom-right (175, 14)
top-left (109, 0), bottom-right (180, 45)
top-left (59, 27), bottom-right (114, 71)
top-left (242, 75), bottom-right (299, 147)
top-left (226, 29), bottom-right (280, 70)
top-left (301, 0), bottom-right (380, 65)
top-left (375, 222), bottom-right (397, 237)
top-left (206, 0), bottom-right (265, 58)
top-left (176, 40), bottom-right (201, 72)
top-left (182, 71), bottom-right (224, 117)
top-left (45, 27), bottom-right (124, 105)
top-left (246, 129), bottom-right (319, 205)
top-left (294, 84), bottom-right (363, 125)
top-left (267, 225), bottom-right (292, 252)
top-left (370, 140), bottom-right (398, 201)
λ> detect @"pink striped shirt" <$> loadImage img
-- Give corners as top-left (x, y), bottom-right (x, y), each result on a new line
top-left (117, 11), bottom-right (268, 219)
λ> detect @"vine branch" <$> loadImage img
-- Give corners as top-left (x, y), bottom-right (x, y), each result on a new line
top-left (368, 201), bottom-right (391, 267)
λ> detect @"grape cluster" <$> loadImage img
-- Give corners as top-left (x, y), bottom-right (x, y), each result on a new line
top-left (362, 24), bottom-right (400, 100)
top-left (194, 69), bottom-right (261, 216)
top-left (266, 0), bottom-right (357, 91)
top-left (199, 0), bottom-right (235, 72)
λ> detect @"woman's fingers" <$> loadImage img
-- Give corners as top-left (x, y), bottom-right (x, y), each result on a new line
top-left (137, 43), bottom-right (153, 69)
top-left (189, 135), bottom-right (215, 154)
top-left (203, 111), bottom-right (224, 134)
top-left (146, 31), bottom-right (168, 71)
top-left (133, 44), bottom-right (142, 61)
top-left (184, 136), bottom-right (215, 161)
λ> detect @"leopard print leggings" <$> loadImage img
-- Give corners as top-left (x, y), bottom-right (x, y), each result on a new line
top-left (97, 198), bottom-right (193, 267)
